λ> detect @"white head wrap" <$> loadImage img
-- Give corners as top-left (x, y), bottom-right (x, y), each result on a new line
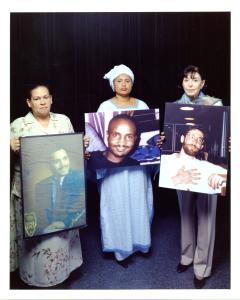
top-left (103, 64), bottom-right (134, 91)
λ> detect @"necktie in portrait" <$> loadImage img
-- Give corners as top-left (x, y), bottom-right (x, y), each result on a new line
top-left (51, 177), bottom-right (62, 209)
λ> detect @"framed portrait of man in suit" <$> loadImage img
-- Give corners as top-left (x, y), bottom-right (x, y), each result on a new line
top-left (20, 133), bottom-right (87, 238)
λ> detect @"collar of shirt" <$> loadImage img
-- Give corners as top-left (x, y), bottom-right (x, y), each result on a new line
top-left (179, 91), bottom-right (205, 104)
top-left (23, 112), bottom-right (59, 125)
top-left (52, 176), bottom-right (65, 186)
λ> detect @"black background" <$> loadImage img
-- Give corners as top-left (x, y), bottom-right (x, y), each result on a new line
top-left (10, 12), bottom-right (230, 131)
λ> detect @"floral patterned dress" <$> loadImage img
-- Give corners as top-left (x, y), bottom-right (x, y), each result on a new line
top-left (10, 112), bottom-right (83, 287)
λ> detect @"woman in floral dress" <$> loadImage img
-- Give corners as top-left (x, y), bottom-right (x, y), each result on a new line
top-left (10, 84), bottom-right (83, 287)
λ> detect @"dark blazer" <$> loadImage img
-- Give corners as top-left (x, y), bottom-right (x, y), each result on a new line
top-left (35, 169), bottom-right (85, 234)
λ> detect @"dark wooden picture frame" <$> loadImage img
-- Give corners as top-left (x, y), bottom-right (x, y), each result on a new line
top-left (20, 133), bottom-right (87, 238)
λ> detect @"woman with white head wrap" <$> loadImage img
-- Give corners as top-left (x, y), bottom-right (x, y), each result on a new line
top-left (95, 64), bottom-right (156, 267)
top-left (98, 64), bottom-right (147, 111)
top-left (103, 64), bottom-right (134, 91)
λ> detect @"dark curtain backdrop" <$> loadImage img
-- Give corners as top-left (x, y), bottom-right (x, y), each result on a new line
top-left (10, 12), bottom-right (230, 132)
top-left (10, 12), bottom-right (231, 275)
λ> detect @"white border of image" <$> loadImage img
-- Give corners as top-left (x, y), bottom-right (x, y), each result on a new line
top-left (1, 1), bottom-right (239, 299)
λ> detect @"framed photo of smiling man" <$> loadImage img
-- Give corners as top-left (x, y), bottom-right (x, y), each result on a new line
top-left (85, 109), bottom-right (161, 170)
top-left (159, 103), bottom-right (230, 194)
top-left (20, 133), bottom-right (87, 238)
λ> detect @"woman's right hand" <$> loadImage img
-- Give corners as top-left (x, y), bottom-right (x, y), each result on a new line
top-left (10, 137), bottom-right (20, 152)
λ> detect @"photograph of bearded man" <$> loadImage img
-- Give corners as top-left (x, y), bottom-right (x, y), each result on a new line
top-left (159, 127), bottom-right (227, 194)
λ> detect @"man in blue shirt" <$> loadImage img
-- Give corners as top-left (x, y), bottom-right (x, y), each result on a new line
top-left (35, 148), bottom-right (85, 235)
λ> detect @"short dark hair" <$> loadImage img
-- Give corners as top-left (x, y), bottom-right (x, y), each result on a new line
top-left (183, 126), bottom-right (207, 147)
top-left (25, 83), bottom-right (51, 99)
top-left (108, 113), bottom-right (140, 154)
top-left (44, 143), bottom-right (68, 161)
top-left (181, 65), bottom-right (206, 81)
top-left (108, 114), bottom-right (138, 136)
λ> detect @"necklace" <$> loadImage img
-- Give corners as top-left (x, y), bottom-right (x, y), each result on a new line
top-left (112, 96), bottom-right (135, 107)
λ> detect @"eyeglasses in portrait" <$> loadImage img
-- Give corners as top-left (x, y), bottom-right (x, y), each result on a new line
top-left (159, 103), bottom-right (230, 195)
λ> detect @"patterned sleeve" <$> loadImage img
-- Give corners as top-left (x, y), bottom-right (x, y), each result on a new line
top-left (57, 114), bottom-right (75, 133)
top-left (64, 115), bottom-right (75, 133)
top-left (10, 118), bottom-right (22, 139)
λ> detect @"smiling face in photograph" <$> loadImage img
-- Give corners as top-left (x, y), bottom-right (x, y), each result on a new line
top-left (50, 149), bottom-right (70, 176)
top-left (181, 128), bottom-right (204, 157)
top-left (182, 72), bottom-right (205, 100)
top-left (106, 117), bottom-right (137, 163)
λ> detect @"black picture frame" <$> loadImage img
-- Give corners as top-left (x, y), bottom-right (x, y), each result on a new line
top-left (20, 133), bottom-right (87, 238)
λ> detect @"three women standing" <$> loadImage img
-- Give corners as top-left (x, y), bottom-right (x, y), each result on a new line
top-left (10, 65), bottom-right (227, 289)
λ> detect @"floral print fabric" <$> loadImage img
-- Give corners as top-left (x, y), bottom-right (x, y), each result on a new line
top-left (10, 112), bottom-right (83, 287)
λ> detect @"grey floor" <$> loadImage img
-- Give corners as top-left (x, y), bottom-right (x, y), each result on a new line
top-left (10, 185), bottom-right (230, 290)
